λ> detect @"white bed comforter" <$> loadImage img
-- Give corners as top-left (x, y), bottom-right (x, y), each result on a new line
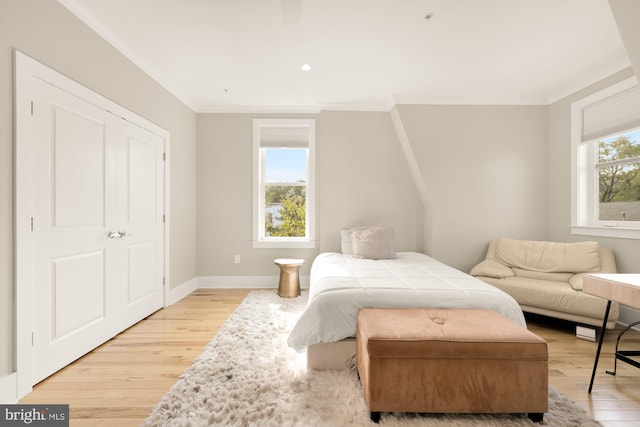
top-left (287, 252), bottom-right (526, 350)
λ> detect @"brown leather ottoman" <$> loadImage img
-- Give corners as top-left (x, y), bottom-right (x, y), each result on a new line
top-left (356, 308), bottom-right (548, 423)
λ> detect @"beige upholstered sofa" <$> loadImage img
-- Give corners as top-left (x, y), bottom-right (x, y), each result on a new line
top-left (470, 237), bottom-right (618, 328)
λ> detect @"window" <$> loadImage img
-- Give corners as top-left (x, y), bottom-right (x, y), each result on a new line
top-left (252, 119), bottom-right (315, 248)
top-left (571, 77), bottom-right (640, 239)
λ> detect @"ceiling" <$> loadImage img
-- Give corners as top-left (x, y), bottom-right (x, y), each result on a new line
top-left (58, 0), bottom-right (631, 112)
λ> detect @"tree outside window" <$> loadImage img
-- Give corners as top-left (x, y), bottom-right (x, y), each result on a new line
top-left (598, 131), bottom-right (640, 221)
top-left (264, 185), bottom-right (306, 237)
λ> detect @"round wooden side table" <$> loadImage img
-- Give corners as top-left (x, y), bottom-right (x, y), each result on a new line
top-left (274, 258), bottom-right (304, 298)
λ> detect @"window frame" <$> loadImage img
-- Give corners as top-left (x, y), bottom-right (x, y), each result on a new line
top-left (571, 77), bottom-right (640, 239)
top-left (252, 118), bottom-right (316, 248)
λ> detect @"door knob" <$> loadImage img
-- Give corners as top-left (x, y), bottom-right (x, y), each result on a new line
top-left (107, 231), bottom-right (122, 239)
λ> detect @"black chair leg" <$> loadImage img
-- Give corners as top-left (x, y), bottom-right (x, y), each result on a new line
top-left (370, 411), bottom-right (381, 423)
top-left (528, 413), bottom-right (544, 423)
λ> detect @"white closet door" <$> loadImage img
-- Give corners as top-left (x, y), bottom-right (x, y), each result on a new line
top-left (29, 78), bottom-right (164, 384)
top-left (110, 118), bottom-right (165, 332)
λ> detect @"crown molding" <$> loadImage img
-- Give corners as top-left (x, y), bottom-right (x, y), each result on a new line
top-left (197, 105), bottom-right (321, 114)
top-left (546, 58), bottom-right (632, 104)
top-left (392, 95), bottom-right (548, 106)
top-left (197, 102), bottom-right (394, 114)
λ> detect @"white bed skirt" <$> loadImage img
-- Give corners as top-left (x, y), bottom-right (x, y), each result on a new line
top-left (307, 339), bottom-right (356, 371)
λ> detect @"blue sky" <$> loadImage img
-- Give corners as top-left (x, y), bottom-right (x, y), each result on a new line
top-left (621, 128), bottom-right (640, 144)
top-left (600, 128), bottom-right (640, 151)
top-left (265, 149), bottom-right (307, 182)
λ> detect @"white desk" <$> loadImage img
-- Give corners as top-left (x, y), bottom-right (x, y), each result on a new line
top-left (583, 274), bottom-right (640, 393)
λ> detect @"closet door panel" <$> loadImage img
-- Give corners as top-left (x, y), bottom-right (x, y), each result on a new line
top-left (51, 251), bottom-right (105, 339)
top-left (128, 136), bottom-right (158, 223)
top-left (31, 80), bottom-right (114, 384)
top-left (51, 106), bottom-right (105, 228)
top-left (127, 242), bottom-right (157, 303)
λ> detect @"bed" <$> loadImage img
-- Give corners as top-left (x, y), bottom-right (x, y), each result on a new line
top-left (287, 252), bottom-right (527, 370)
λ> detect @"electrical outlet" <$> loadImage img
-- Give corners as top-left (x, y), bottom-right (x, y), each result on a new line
top-left (234, 255), bottom-right (240, 264)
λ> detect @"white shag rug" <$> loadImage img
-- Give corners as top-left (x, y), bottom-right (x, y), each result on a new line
top-left (142, 290), bottom-right (602, 427)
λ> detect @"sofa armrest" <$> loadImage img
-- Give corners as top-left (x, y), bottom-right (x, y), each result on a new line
top-left (598, 247), bottom-right (617, 273)
top-left (568, 247), bottom-right (616, 291)
top-left (569, 273), bottom-right (586, 291)
top-left (484, 239), bottom-right (498, 259)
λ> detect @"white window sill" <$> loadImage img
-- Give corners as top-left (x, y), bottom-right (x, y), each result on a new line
top-left (570, 225), bottom-right (640, 240)
top-left (252, 240), bottom-right (316, 249)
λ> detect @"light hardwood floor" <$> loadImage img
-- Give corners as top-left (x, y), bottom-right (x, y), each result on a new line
top-left (19, 289), bottom-right (640, 426)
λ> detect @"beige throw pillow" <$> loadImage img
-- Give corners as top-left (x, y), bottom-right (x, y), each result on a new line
top-left (349, 226), bottom-right (396, 259)
top-left (340, 225), bottom-right (380, 254)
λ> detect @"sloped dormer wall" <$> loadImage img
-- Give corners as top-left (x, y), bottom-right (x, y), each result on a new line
top-left (392, 104), bottom-right (549, 273)
top-left (609, 0), bottom-right (640, 78)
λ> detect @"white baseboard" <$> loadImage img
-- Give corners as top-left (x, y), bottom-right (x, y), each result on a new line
top-left (165, 276), bottom-right (198, 307)
top-left (198, 275), bottom-right (310, 289)
top-left (164, 275), bottom-right (311, 308)
top-left (0, 372), bottom-right (17, 404)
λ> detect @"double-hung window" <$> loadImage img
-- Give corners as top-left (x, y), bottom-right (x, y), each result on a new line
top-left (571, 77), bottom-right (640, 238)
top-left (252, 119), bottom-right (315, 248)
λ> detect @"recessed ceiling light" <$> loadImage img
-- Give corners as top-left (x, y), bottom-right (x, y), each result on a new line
top-left (301, 63), bottom-right (312, 71)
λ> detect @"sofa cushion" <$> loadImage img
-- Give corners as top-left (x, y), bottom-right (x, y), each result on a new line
top-left (486, 277), bottom-right (613, 320)
top-left (511, 268), bottom-right (573, 282)
top-left (469, 259), bottom-right (514, 278)
top-left (495, 237), bottom-right (600, 273)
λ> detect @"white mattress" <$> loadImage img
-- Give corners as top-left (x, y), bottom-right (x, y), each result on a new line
top-left (287, 252), bottom-right (526, 351)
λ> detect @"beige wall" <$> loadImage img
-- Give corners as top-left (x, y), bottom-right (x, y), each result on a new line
top-left (317, 111), bottom-right (424, 254)
top-left (395, 104), bottom-right (549, 272)
top-left (0, 0), bottom-right (197, 381)
top-left (196, 111), bottom-right (424, 277)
